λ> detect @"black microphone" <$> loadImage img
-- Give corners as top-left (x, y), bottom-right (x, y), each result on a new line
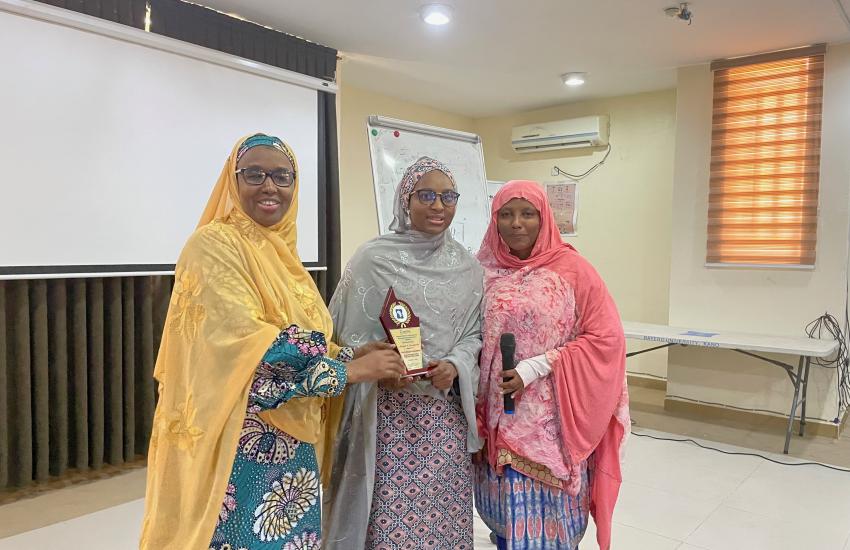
top-left (500, 333), bottom-right (516, 414)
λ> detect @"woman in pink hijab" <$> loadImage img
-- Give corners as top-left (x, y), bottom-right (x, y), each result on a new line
top-left (474, 180), bottom-right (629, 550)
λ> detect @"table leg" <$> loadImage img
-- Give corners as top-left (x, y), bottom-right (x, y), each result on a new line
top-left (799, 356), bottom-right (811, 437)
top-left (784, 356), bottom-right (805, 454)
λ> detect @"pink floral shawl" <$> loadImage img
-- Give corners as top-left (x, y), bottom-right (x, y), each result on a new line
top-left (477, 180), bottom-right (629, 550)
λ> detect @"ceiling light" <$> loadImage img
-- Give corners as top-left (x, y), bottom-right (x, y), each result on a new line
top-left (562, 72), bottom-right (586, 87)
top-left (420, 4), bottom-right (452, 26)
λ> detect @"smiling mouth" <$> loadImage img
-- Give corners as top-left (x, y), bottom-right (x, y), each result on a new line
top-left (258, 199), bottom-right (280, 211)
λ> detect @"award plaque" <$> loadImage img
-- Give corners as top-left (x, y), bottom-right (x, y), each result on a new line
top-left (380, 287), bottom-right (427, 377)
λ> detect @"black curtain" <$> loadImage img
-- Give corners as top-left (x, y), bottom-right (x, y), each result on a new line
top-left (315, 91), bottom-right (342, 298)
top-left (35, 0), bottom-right (337, 82)
top-left (35, 0), bottom-right (147, 28)
top-left (5, 0), bottom-right (340, 494)
top-left (148, 0), bottom-right (336, 81)
top-left (1, 277), bottom-right (171, 492)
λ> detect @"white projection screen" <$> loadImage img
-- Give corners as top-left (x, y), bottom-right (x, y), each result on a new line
top-left (0, 2), bottom-right (332, 278)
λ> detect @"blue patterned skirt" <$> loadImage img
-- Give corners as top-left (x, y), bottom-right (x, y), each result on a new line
top-left (474, 461), bottom-right (591, 550)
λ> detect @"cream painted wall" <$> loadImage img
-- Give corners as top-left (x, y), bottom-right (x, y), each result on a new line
top-left (337, 77), bottom-right (474, 266)
top-left (473, 90), bottom-right (677, 378)
top-left (667, 45), bottom-right (850, 425)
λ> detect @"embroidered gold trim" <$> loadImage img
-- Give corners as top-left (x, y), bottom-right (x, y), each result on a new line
top-left (497, 449), bottom-right (564, 489)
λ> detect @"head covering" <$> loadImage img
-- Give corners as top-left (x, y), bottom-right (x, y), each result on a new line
top-left (389, 156), bottom-right (456, 232)
top-left (477, 180), bottom-right (630, 550)
top-left (196, 133), bottom-right (300, 249)
top-left (478, 179), bottom-right (575, 269)
top-left (323, 158), bottom-right (483, 548)
top-left (236, 133), bottom-right (295, 165)
top-left (141, 134), bottom-right (338, 549)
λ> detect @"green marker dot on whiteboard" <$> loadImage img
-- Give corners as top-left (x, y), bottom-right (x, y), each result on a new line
top-left (371, 129), bottom-right (378, 136)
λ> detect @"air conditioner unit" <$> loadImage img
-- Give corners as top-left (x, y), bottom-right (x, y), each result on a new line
top-left (511, 115), bottom-right (609, 153)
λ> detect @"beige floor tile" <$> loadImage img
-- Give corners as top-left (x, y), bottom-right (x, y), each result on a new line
top-left (0, 468), bottom-right (145, 538)
top-left (686, 505), bottom-right (849, 550)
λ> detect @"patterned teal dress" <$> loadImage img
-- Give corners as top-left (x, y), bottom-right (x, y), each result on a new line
top-left (208, 324), bottom-right (351, 550)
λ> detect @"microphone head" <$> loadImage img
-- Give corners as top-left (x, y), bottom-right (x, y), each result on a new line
top-left (500, 332), bottom-right (515, 350)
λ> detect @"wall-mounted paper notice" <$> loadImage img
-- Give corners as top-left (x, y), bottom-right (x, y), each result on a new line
top-left (545, 181), bottom-right (578, 236)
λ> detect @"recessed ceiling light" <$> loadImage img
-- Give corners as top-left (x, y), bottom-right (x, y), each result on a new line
top-left (420, 4), bottom-right (452, 26)
top-left (562, 72), bottom-right (587, 87)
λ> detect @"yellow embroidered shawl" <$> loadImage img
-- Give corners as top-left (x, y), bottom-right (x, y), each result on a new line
top-left (140, 135), bottom-right (340, 549)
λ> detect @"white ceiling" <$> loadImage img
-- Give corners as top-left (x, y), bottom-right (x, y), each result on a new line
top-left (196, 0), bottom-right (850, 117)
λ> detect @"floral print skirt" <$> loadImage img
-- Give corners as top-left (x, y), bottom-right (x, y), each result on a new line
top-left (209, 412), bottom-right (322, 550)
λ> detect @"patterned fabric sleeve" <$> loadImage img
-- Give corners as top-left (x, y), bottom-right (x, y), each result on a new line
top-left (247, 324), bottom-right (348, 412)
top-left (334, 346), bottom-right (355, 363)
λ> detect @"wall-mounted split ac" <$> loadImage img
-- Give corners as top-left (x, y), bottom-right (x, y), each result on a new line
top-left (511, 115), bottom-right (609, 153)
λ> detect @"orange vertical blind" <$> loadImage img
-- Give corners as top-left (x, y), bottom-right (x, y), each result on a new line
top-left (708, 47), bottom-right (824, 266)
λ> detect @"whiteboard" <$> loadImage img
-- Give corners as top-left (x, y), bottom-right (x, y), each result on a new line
top-left (367, 116), bottom-right (490, 253)
top-left (0, 4), bottom-right (327, 278)
top-left (487, 180), bottom-right (506, 208)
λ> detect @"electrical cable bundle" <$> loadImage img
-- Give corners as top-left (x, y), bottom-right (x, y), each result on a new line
top-left (806, 312), bottom-right (849, 411)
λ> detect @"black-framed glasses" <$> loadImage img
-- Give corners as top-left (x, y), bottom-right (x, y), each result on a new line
top-left (235, 167), bottom-right (296, 188)
top-left (414, 189), bottom-right (460, 206)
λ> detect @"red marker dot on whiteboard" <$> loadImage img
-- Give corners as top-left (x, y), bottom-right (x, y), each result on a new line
top-left (393, 131), bottom-right (400, 137)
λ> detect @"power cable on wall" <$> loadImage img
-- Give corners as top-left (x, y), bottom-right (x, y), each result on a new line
top-left (551, 143), bottom-right (612, 181)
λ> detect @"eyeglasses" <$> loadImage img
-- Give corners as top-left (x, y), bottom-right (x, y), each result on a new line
top-left (235, 167), bottom-right (296, 188)
top-left (414, 189), bottom-right (460, 206)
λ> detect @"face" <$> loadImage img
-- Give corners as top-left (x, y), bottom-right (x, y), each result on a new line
top-left (235, 146), bottom-right (295, 227)
top-left (407, 170), bottom-right (457, 235)
top-left (497, 198), bottom-right (541, 260)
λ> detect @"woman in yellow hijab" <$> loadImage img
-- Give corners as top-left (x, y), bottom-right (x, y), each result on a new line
top-left (140, 134), bottom-right (405, 550)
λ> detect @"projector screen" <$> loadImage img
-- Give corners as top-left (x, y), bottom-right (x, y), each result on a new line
top-left (0, 4), bottom-right (329, 278)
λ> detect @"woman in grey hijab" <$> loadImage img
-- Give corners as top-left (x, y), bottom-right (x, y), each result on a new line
top-left (324, 157), bottom-right (483, 549)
